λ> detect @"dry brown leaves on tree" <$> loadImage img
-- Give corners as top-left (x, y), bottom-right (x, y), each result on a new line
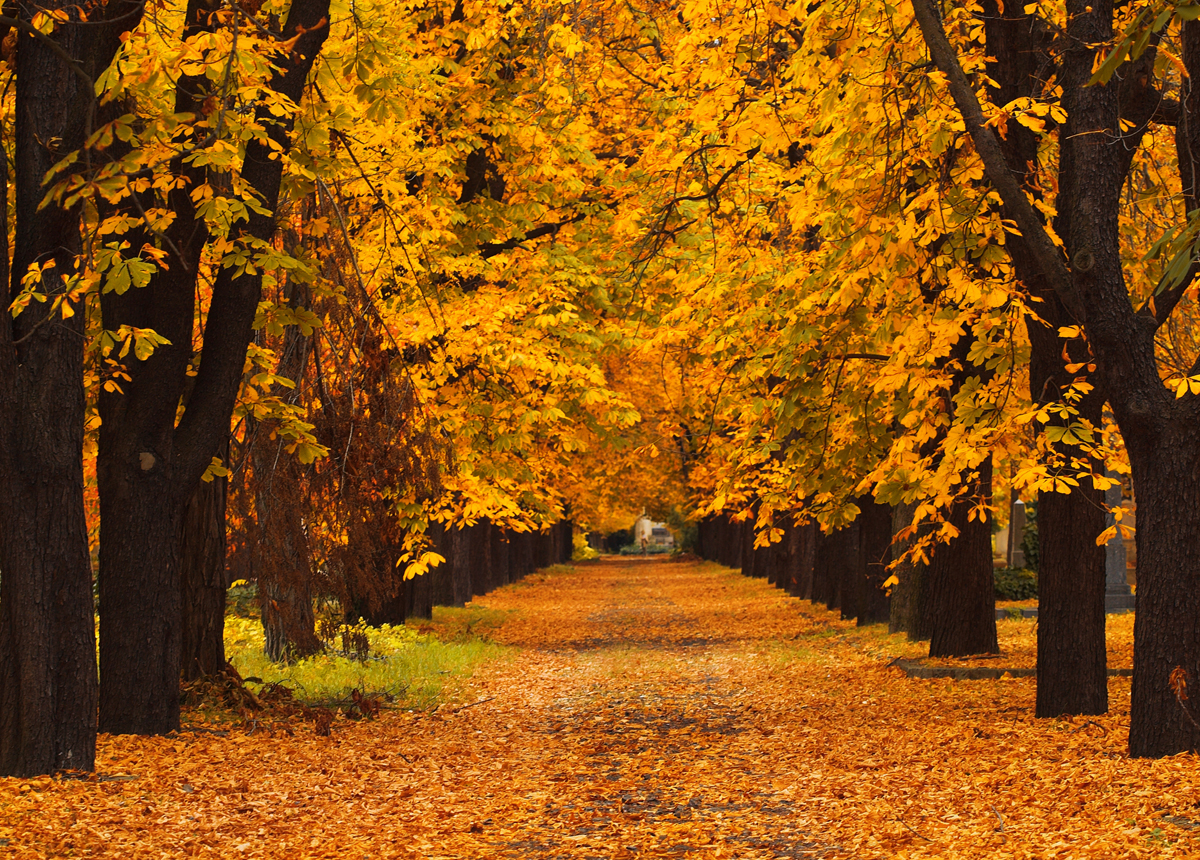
top-left (1, 558), bottom-right (1196, 858)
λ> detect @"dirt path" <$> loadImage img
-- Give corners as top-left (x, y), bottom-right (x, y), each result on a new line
top-left (5, 558), bottom-right (1200, 859)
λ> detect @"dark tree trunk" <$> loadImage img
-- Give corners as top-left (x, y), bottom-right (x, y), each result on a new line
top-left (252, 429), bottom-right (322, 662)
top-left (509, 530), bottom-right (534, 580)
top-left (740, 518), bottom-right (757, 577)
top-left (0, 267), bottom-right (95, 775)
top-left (925, 458), bottom-right (998, 658)
top-left (811, 528), bottom-right (833, 608)
top-left (788, 522), bottom-right (817, 600)
top-left (346, 536), bottom-right (409, 627)
top-left (859, 501), bottom-right (894, 626)
top-left (469, 522), bottom-right (493, 597)
top-left (980, 0), bottom-right (1108, 718)
top-left (179, 467), bottom-right (230, 681)
top-left (261, 578), bottom-right (321, 662)
top-left (96, 0), bottom-right (331, 734)
top-left (448, 526), bottom-right (472, 605)
top-left (429, 522), bottom-right (457, 606)
top-left (0, 0), bottom-right (144, 773)
top-left (717, 515), bottom-right (731, 567)
top-left (1128, 439), bottom-right (1200, 755)
top-left (697, 516), bottom-right (714, 561)
top-left (1036, 486), bottom-right (1107, 716)
top-left (244, 283), bottom-right (323, 665)
top-left (535, 529), bottom-right (555, 570)
top-left (767, 523), bottom-right (789, 588)
top-left (889, 501), bottom-right (930, 640)
top-left (560, 521), bottom-right (574, 563)
top-left (818, 526), bottom-right (855, 612)
top-left (490, 525), bottom-right (511, 585)
top-left (407, 561), bottom-right (434, 620)
top-left (913, 0), bottom-right (1200, 755)
top-left (838, 517), bottom-right (865, 622)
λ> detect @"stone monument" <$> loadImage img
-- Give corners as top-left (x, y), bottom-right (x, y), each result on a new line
top-left (1008, 498), bottom-right (1026, 569)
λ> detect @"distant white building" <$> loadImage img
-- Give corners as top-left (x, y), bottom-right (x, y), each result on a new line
top-left (634, 515), bottom-right (674, 548)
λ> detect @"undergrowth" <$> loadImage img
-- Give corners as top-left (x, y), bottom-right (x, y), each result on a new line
top-left (222, 604), bottom-right (512, 711)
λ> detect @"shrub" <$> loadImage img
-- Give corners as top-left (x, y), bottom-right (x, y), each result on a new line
top-left (1021, 499), bottom-right (1039, 573)
top-left (618, 543), bottom-right (672, 555)
top-left (994, 567), bottom-right (1038, 601)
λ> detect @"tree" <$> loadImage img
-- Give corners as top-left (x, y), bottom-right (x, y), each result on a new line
top-left (0, 0), bottom-right (146, 777)
top-left (95, 0), bottom-right (332, 734)
top-left (913, 0), bottom-right (1200, 756)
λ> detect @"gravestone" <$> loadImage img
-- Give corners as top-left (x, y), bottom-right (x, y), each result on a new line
top-left (1007, 499), bottom-right (1026, 569)
top-left (1105, 477), bottom-right (1136, 613)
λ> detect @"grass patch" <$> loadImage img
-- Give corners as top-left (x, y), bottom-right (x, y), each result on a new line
top-left (223, 613), bottom-right (512, 711)
top-left (408, 604), bottom-right (516, 644)
top-left (505, 563), bottom-right (577, 589)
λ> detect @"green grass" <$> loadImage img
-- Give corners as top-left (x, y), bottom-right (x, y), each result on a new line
top-left (222, 602), bottom-right (513, 711)
top-left (409, 604), bottom-right (516, 643)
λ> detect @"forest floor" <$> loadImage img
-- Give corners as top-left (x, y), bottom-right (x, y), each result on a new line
top-left (2, 557), bottom-right (1197, 859)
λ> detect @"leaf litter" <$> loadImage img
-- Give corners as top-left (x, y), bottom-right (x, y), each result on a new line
top-left (0, 557), bottom-right (1195, 858)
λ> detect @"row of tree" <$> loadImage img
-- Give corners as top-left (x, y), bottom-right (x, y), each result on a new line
top-left (7, 0), bottom-right (1200, 777)
top-left (0, 0), bottom-right (613, 778)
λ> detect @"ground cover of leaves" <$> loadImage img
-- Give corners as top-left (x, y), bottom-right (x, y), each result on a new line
top-left (1, 558), bottom-right (1194, 859)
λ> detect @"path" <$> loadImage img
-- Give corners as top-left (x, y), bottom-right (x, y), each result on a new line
top-left (5, 558), bottom-right (1199, 859)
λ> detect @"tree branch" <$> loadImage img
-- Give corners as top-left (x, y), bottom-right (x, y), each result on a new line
top-left (479, 213), bottom-right (587, 259)
top-left (910, 0), bottom-right (1083, 320)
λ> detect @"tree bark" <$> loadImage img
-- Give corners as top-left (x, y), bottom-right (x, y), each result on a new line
top-left (837, 517), bottom-right (864, 622)
top-left (978, 0), bottom-right (1109, 718)
top-left (179, 467), bottom-right (230, 681)
top-left (252, 429), bottom-right (323, 662)
top-left (407, 561), bottom-right (434, 620)
top-left (0, 0), bottom-right (143, 774)
top-left (858, 500), bottom-right (893, 626)
top-left (430, 522), bottom-right (457, 606)
top-left (97, 0), bottom-right (332, 733)
top-left (490, 525), bottom-right (511, 585)
top-left (925, 458), bottom-right (998, 658)
top-left (741, 517), bottom-right (758, 578)
top-left (889, 501), bottom-right (930, 640)
top-left (788, 522), bottom-right (817, 600)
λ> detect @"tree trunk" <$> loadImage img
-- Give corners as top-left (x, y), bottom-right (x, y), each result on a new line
top-left (430, 522), bottom-right (457, 606)
top-left (449, 526), bottom-right (472, 605)
top-left (818, 526), bottom-right (855, 612)
top-left (740, 518), bottom-right (757, 577)
top-left (536, 529), bottom-right (555, 570)
top-left (253, 437), bottom-right (323, 661)
top-left (1035, 486), bottom-right (1107, 716)
top-left (788, 522), bottom-right (817, 600)
top-left (509, 531), bottom-right (532, 580)
top-left (490, 525), bottom-right (511, 585)
top-left (407, 561), bottom-right (434, 620)
top-left (96, 0), bottom-right (332, 733)
top-left (469, 522), bottom-right (493, 597)
top-left (925, 458), bottom-right (998, 658)
top-left (838, 517), bottom-right (864, 622)
top-left (0, 283), bottom-right (96, 772)
top-left (889, 501), bottom-right (930, 640)
top-left (262, 578), bottom-right (321, 662)
top-left (811, 528), bottom-right (833, 608)
top-left (179, 468), bottom-right (230, 681)
top-left (859, 500), bottom-right (893, 626)
top-left (978, 0), bottom-right (1109, 717)
top-left (914, 0), bottom-right (1200, 749)
top-left (0, 0), bottom-right (143, 770)
top-left (1126, 429), bottom-right (1200, 755)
